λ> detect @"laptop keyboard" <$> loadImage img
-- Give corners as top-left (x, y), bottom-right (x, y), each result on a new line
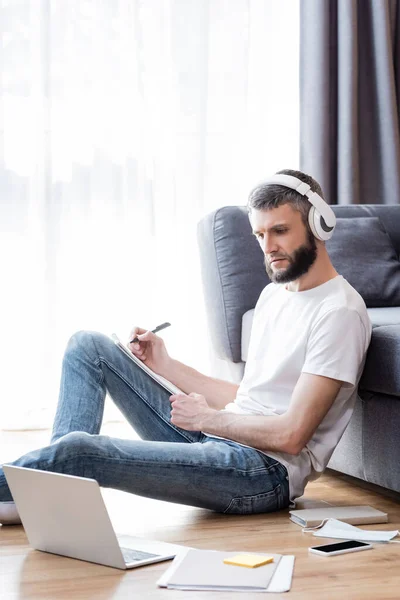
top-left (121, 547), bottom-right (160, 563)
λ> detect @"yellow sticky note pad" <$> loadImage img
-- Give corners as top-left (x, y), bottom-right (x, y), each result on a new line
top-left (223, 554), bottom-right (274, 568)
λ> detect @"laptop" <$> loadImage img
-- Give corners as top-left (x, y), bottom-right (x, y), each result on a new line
top-left (3, 465), bottom-right (184, 570)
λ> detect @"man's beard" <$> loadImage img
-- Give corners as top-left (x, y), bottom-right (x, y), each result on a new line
top-left (265, 231), bottom-right (317, 284)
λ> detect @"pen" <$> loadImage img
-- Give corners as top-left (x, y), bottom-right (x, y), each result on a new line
top-left (129, 322), bottom-right (171, 344)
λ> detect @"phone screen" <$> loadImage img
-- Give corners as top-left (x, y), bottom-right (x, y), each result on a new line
top-left (313, 540), bottom-right (370, 553)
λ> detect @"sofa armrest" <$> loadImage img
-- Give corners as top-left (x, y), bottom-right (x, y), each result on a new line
top-left (197, 206), bottom-right (269, 363)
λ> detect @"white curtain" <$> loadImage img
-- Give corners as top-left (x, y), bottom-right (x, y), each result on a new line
top-left (0, 0), bottom-right (299, 430)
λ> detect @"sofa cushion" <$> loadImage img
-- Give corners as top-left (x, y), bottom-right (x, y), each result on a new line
top-left (241, 308), bottom-right (255, 361)
top-left (360, 325), bottom-right (400, 397)
top-left (326, 217), bottom-right (400, 308)
top-left (368, 307), bottom-right (400, 327)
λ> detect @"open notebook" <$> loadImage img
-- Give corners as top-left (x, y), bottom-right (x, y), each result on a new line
top-left (111, 333), bottom-right (183, 395)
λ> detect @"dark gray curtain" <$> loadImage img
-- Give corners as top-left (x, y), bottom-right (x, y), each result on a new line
top-left (300, 0), bottom-right (400, 205)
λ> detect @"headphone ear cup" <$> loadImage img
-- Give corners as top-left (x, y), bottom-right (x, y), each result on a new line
top-left (308, 206), bottom-right (334, 241)
top-left (308, 206), bottom-right (322, 240)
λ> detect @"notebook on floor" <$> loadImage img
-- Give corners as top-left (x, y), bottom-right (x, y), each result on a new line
top-left (289, 505), bottom-right (388, 528)
top-left (3, 465), bottom-right (184, 570)
top-left (157, 548), bottom-right (295, 593)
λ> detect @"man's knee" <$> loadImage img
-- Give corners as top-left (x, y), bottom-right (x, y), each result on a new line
top-left (66, 330), bottom-right (111, 360)
top-left (53, 431), bottom-right (96, 459)
top-left (67, 330), bottom-right (98, 353)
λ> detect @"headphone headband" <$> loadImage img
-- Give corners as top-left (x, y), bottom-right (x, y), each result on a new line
top-left (259, 174), bottom-right (336, 229)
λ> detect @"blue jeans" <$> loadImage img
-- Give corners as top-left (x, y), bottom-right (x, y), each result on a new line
top-left (0, 331), bottom-right (289, 514)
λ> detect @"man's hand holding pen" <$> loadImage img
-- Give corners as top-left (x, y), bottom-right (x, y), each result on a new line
top-left (129, 322), bottom-right (171, 344)
top-left (127, 323), bottom-right (172, 377)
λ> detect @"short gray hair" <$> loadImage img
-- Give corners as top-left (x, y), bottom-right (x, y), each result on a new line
top-left (247, 169), bottom-right (324, 228)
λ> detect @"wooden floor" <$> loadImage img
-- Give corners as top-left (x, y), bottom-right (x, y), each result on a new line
top-left (1, 425), bottom-right (400, 599)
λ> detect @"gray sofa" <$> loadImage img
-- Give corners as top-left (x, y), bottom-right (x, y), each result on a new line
top-left (198, 204), bottom-right (400, 495)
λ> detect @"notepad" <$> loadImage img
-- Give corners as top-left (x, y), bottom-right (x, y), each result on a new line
top-left (157, 548), bottom-right (295, 592)
top-left (223, 554), bottom-right (274, 568)
top-left (289, 505), bottom-right (388, 528)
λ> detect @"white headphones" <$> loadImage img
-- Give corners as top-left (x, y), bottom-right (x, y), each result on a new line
top-left (259, 174), bottom-right (336, 241)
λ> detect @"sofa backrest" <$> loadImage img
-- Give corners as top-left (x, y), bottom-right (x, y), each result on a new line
top-left (331, 205), bottom-right (400, 254)
top-left (197, 204), bottom-right (400, 363)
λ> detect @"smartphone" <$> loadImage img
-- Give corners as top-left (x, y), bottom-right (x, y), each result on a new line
top-left (309, 539), bottom-right (373, 557)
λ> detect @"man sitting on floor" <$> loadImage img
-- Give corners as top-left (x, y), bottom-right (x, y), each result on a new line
top-left (0, 169), bottom-right (371, 525)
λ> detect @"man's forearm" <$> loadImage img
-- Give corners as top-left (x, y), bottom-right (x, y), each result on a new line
top-left (164, 359), bottom-right (239, 410)
top-left (199, 410), bottom-right (297, 455)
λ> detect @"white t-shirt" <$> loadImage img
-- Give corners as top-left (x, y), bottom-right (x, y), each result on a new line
top-left (223, 275), bottom-right (372, 502)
